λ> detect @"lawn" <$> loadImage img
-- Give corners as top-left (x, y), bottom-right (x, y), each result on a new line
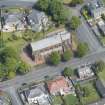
top-left (2, 32), bottom-right (26, 54)
top-left (81, 83), bottom-right (100, 105)
top-left (2, 7), bottom-right (25, 13)
top-left (98, 68), bottom-right (105, 81)
top-left (63, 94), bottom-right (78, 105)
top-left (63, 0), bottom-right (72, 4)
top-left (52, 96), bottom-right (63, 105)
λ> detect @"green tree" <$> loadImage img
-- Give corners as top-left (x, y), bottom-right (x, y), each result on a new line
top-left (94, 60), bottom-right (105, 73)
top-left (0, 47), bottom-right (18, 63)
top-left (36, 0), bottom-right (50, 12)
top-left (62, 50), bottom-right (73, 61)
top-left (49, 0), bottom-right (68, 24)
top-left (70, 16), bottom-right (81, 30)
top-left (17, 61), bottom-right (29, 74)
top-left (50, 51), bottom-right (61, 65)
top-left (5, 57), bottom-right (17, 73)
top-left (101, 14), bottom-right (105, 21)
top-left (77, 42), bottom-right (89, 57)
top-left (63, 67), bottom-right (74, 77)
top-left (70, 0), bottom-right (84, 6)
top-left (8, 71), bottom-right (16, 79)
top-left (0, 63), bottom-right (5, 79)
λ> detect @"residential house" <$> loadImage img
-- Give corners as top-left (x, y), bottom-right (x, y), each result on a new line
top-left (77, 66), bottom-right (94, 80)
top-left (95, 80), bottom-right (105, 98)
top-left (23, 84), bottom-right (50, 105)
top-left (0, 90), bottom-right (12, 105)
top-left (27, 30), bottom-right (71, 65)
top-left (47, 76), bottom-right (75, 96)
top-left (27, 10), bottom-right (48, 32)
top-left (97, 19), bottom-right (105, 35)
top-left (3, 13), bottom-right (25, 32)
top-left (88, 0), bottom-right (105, 19)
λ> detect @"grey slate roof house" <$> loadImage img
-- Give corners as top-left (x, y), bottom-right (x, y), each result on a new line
top-left (24, 84), bottom-right (50, 105)
top-left (3, 13), bottom-right (25, 32)
top-left (0, 90), bottom-right (12, 105)
top-left (27, 10), bottom-right (48, 32)
top-left (88, 0), bottom-right (105, 19)
top-left (28, 30), bottom-right (71, 65)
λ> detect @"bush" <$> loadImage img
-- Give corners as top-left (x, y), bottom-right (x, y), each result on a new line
top-left (62, 50), bottom-right (73, 61)
top-left (63, 67), bottom-right (74, 77)
top-left (77, 42), bottom-right (89, 57)
top-left (8, 71), bottom-right (16, 79)
top-left (50, 51), bottom-right (61, 65)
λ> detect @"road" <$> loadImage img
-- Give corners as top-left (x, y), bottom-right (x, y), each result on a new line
top-left (89, 99), bottom-right (105, 105)
top-left (1, 49), bottom-right (105, 88)
top-left (0, 0), bottom-right (38, 8)
top-left (77, 20), bottom-right (102, 52)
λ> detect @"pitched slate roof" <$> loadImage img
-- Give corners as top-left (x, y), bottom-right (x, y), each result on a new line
top-left (30, 31), bottom-right (70, 52)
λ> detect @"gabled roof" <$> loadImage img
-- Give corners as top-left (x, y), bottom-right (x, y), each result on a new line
top-left (30, 31), bottom-right (70, 52)
top-left (4, 13), bottom-right (23, 23)
top-left (25, 84), bottom-right (46, 99)
top-left (47, 76), bottom-right (69, 94)
top-left (28, 10), bottom-right (45, 24)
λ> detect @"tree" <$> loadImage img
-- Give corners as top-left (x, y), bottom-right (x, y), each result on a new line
top-left (70, 0), bottom-right (84, 6)
top-left (77, 42), bottom-right (89, 57)
top-left (49, 0), bottom-right (68, 24)
top-left (36, 0), bottom-right (50, 12)
top-left (0, 47), bottom-right (18, 63)
top-left (62, 50), bottom-right (73, 61)
top-left (94, 60), bottom-right (105, 73)
top-left (0, 63), bottom-right (6, 79)
top-left (63, 67), bottom-right (74, 77)
top-left (50, 51), bottom-right (61, 65)
top-left (101, 14), bottom-right (105, 21)
top-left (70, 16), bottom-right (81, 30)
top-left (17, 61), bottom-right (29, 74)
top-left (8, 71), bottom-right (16, 79)
top-left (5, 57), bottom-right (18, 73)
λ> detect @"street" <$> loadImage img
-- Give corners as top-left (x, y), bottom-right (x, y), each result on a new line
top-left (0, 0), bottom-right (38, 8)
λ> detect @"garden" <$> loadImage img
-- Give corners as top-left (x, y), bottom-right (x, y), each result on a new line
top-left (80, 83), bottom-right (100, 105)
top-left (63, 94), bottom-right (79, 105)
top-left (52, 96), bottom-right (63, 105)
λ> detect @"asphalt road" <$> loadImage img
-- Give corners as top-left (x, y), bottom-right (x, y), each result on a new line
top-left (77, 20), bottom-right (102, 52)
top-left (1, 49), bottom-right (105, 88)
top-left (0, 0), bottom-right (38, 8)
top-left (89, 99), bottom-right (105, 105)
